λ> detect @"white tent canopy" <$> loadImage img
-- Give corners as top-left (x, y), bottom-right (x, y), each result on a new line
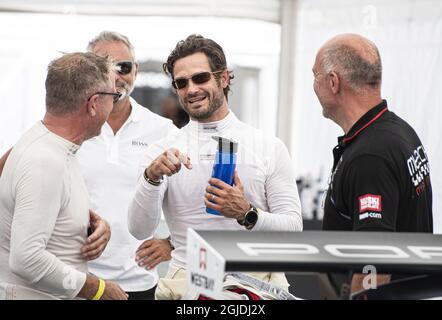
top-left (0, 0), bottom-right (281, 22)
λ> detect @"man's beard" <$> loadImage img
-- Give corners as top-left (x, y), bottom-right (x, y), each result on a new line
top-left (179, 89), bottom-right (224, 121)
top-left (116, 80), bottom-right (134, 101)
top-left (322, 108), bottom-right (331, 119)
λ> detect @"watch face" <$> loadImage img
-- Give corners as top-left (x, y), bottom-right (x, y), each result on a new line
top-left (245, 209), bottom-right (258, 225)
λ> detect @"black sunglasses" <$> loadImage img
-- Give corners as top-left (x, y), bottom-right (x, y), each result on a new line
top-left (114, 61), bottom-right (134, 75)
top-left (172, 70), bottom-right (223, 90)
top-left (87, 92), bottom-right (122, 103)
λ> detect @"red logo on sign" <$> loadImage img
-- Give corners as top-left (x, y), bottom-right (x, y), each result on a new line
top-left (358, 194), bottom-right (382, 213)
top-left (199, 248), bottom-right (207, 270)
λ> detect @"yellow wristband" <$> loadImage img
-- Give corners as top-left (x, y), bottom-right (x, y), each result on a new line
top-left (92, 279), bottom-right (105, 300)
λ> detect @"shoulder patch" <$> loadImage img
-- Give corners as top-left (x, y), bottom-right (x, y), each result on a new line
top-left (358, 194), bottom-right (382, 213)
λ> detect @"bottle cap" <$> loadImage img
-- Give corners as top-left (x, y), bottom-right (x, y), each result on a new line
top-left (212, 136), bottom-right (238, 153)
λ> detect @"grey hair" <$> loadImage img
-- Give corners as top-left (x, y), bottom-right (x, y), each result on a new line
top-left (87, 31), bottom-right (136, 60)
top-left (45, 52), bottom-right (113, 115)
top-left (321, 42), bottom-right (382, 91)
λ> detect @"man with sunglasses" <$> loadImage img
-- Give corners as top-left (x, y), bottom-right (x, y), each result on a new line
top-left (0, 52), bottom-right (127, 299)
top-left (76, 31), bottom-right (179, 300)
top-left (313, 34), bottom-right (433, 294)
top-left (128, 34), bottom-right (302, 300)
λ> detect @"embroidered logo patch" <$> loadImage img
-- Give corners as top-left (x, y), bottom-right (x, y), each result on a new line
top-left (359, 212), bottom-right (382, 221)
top-left (202, 125), bottom-right (218, 133)
top-left (132, 140), bottom-right (148, 147)
top-left (358, 194), bottom-right (382, 213)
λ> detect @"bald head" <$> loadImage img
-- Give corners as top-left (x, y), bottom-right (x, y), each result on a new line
top-left (317, 33), bottom-right (382, 91)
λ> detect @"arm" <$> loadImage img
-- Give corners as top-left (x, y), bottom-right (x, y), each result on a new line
top-left (128, 147), bottom-right (192, 240)
top-left (351, 274), bottom-right (391, 294)
top-left (253, 138), bottom-right (303, 231)
top-left (344, 154), bottom-right (399, 232)
top-left (128, 176), bottom-right (167, 240)
top-left (9, 156), bottom-right (86, 298)
top-left (81, 210), bottom-right (111, 261)
top-left (135, 237), bottom-right (173, 270)
top-left (9, 156), bottom-right (126, 299)
top-left (77, 275), bottom-right (127, 300)
top-left (343, 155), bottom-right (400, 291)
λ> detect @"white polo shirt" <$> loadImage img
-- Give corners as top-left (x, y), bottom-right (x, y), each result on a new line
top-left (77, 98), bottom-right (179, 291)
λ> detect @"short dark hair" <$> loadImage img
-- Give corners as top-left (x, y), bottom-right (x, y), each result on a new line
top-left (163, 34), bottom-right (234, 99)
top-left (45, 52), bottom-right (112, 115)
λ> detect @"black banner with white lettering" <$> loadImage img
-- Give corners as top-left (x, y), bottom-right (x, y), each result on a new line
top-left (194, 230), bottom-right (442, 275)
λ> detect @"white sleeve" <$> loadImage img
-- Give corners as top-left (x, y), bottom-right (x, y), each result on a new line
top-left (128, 138), bottom-right (171, 240)
top-left (252, 138), bottom-right (303, 232)
top-left (128, 176), bottom-right (167, 240)
top-left (9, 156), bottom-right (86, 298)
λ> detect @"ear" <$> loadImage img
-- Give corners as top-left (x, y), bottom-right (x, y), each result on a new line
top-left (220, 69), bottom-right (230, 89)
top-left (134, 62), bottom-right (139, 78)
top-left (86, 95), bottom-right (98, 117)
top-left (328, 71), bottom-right (340, 94)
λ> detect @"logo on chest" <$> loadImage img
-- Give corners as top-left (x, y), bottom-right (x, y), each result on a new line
top-left (132, 140), bottom-right (149, 148)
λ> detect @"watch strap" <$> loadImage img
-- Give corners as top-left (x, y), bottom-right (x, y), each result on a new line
top-left (143, 169), bottom-right (163, 186)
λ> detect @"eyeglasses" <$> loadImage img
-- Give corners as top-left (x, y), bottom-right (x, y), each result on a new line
top-left (87, 92), bottom-right (122, 103)
top-left (172, 70), bottom-right (223, 90)
top-left (114, 61), bottom-right (134, 75)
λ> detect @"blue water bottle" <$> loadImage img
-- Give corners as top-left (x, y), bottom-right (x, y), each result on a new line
top-left (206, 136), bottom-right (238, 215)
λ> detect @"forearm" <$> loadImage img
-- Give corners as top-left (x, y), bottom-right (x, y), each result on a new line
top-left (253, 209), bottom-right (303, 231)
top-left (77, 274), bottom-right (100, 299)
top-left (351, 273), bottom-right (391, 293)
top-left (255, 139), bottom-right (303, 232)
top-left (255, 172), bottom-right (303, 232)
top-left (128, 176), bottom-right (164, 240)
top-left (9, 246), bottom-right (87, 298)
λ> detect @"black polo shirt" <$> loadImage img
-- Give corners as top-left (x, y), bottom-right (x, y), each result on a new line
top-left (322, 100), bottom-right (433, 232)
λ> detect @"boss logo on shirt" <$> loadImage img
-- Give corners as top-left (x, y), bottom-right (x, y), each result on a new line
top-left (132, 140), bottom-right (148, 147)
top-left (358, 194), bottom-right (382, 220)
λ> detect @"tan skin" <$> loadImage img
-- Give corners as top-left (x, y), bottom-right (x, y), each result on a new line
top-left (91, 41), bottom-right (136, 135)
top-left (146, 52), bottom-right (251, 223)
top-left (174, 52), bottom-right (229, 124)
top-left (82, 210), bottom-right (111, 261)
top-left (0, 148), bottom-right (11, 176)
top-left (204, 172), bottom-right (250, 220)
top-left (1, 83), bottom-right (127, 299)
top-left (313, 34), bottom-right (383, 134)
top-left (135, 238), bottom-right (173, 270)
top-left (313, 33), bottom-right (390, 293)
top-left (78, 276), bottom-right (128, 300)
top-left (91, 40), bottom-right (172, 269)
